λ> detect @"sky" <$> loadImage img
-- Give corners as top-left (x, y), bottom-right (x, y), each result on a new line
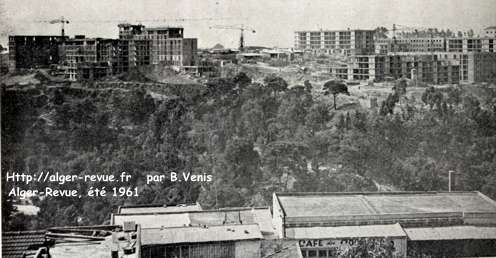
top-left (1, 0), bottom-right (496, 49)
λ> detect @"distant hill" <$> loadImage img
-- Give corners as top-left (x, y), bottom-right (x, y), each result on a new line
top-left (212, 43), bottom-right (224, 50)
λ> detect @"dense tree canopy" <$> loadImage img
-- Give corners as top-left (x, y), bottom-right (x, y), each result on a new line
top-left (2, 76), bottom-right (496, 231)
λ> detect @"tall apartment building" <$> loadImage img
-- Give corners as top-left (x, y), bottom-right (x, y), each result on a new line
top-left (331, 52), bottom-right (461, 84)
top-left (294, 29), bottom-right (374, 56)
top-left (9, 24), bottom-right (198, 80)
top-left (62, 36), bottom-right (119, 81)
top-left (375, 38), bottom-right (446, 53)
top-left (117, 24), bottom-right (151, 73)
top-left (460, 52), bottom-right (496, 82)
top-left (446, 38), bottom-right (495, 53)
top-left (374, 37), bottom-right (495, 54)
top-left (119, 25), bottom-right (197, 67)
top-left (8, 35), bottom-right (66, 70)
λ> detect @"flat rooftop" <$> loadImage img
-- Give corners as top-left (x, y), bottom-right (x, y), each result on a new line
top-left (141, 224), bottom-right (262, 245)
top-left (275, 191), bottom-right (496, 218)
top-left (113, 207), bottom-right (274, 234)
top-left (118, 203), bottom-right (202, 214)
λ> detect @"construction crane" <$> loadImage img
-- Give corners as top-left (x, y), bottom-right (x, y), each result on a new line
top-left (209, 24), bottom-right (256, 51)
top-left (48, 17), bottom-right (70, 38)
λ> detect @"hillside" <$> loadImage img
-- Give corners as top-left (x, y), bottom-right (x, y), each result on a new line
top-left (2, 73), bottom-right (496, 232)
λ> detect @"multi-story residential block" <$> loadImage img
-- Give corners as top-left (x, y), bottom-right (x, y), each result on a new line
top-left (117, 24), bottom-right (151, 73)
top-left (460, 52), bottom-right (496, 82)
top-left (118, 24), bottom-right (197, 67)
top-left (374, 37), bottom-right (495, 54)
top-left (375, 38), bottom-right (446, 53)
top-left (9, 24), bottom-right (198, 80)
top-left (62, 36), bottom-right (119, 81)
top-left (446, 38), bottom-right (495, 53)
top-left (331, 52), bottom-right (461, 84)
top-left (8, 35), bottom-right (66, 70)
top-left (294, 29), bottom-right (374, 56)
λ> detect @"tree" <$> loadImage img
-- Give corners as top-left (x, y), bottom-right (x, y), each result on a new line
top-left (422, 87), bottom-right (443, 109)
top-left (304, 80), bottom-right (312, 92)
top-left (374, 27), bottom-right (389, 39)
top-left (233, 72), bottom-right (251, 90)
top-left (467, 29), bottom-right (475, 37)
top-left (393, 79), bottom-right (407, 96)
top-left (323, 80), bottom-right (349, 110)
top-left (380, 93), bottom-right (399, 115)
top-left (264, 74), bottom-right (288, 96)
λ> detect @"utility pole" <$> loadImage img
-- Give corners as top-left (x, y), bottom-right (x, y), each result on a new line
top-left (448, 170), bottom-right (455, 192)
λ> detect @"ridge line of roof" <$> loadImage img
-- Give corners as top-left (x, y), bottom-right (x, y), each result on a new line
top-left (275, 191), bottom-right (480, 197)
top-left (141, 223), bottom-right (261, 230)
top-left (115, 206), bottom-right (270, 216)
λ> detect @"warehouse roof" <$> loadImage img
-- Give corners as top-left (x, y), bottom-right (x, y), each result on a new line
top-left (405, 226), bottom-right (496, 241)
top-left (275, 191), bottom-right (496, 218)
top-left (113, 207), bottom-right (274, 234)
top-left (286, 223), bottom-right (406, 239)
top-left (118, 203), bottom-right (202, 214)
top-left (141, 224), bottom-right (263, 245)
top-left (113, 213), bottom-right (191, 228)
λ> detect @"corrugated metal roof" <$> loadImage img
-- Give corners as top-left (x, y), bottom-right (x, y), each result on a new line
top-left (286, 224), bottom-right (407, 239)
top-left (405, 226), bottom-right (496, 241)
top-left (140, 224), bottom-right (263, 245)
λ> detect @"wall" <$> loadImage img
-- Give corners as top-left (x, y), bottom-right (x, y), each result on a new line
top-left (408, 239), bottom-right (496, 257)
top-left (272, 193), bottom-right (285, 238)
top-left (298, 237), bottom-right (407, 258)
top-left (9, 36), bottom-right (64, 69)
top-left (141, 242), bottom-right (235, 258)
top-left (235, 240), bottom-right (261, 258)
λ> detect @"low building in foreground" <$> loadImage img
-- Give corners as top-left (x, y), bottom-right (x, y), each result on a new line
top-left (273, 191), bottom-right (496, 258)
top-left (4, 191), bottom-right (496, 257)
top-left (112, 204), bottom-right (275, 258)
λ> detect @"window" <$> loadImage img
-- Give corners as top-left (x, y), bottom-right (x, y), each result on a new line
top-left (308, 250), bottom-right (317, 258)
top-left (319, 250), bottom-right (328, 258)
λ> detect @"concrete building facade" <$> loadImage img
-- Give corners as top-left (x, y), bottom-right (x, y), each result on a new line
top-left (62, 36), bottom-right (119, 81)
top-left (117, 24), bottom-right (151, 73)
top-left (330, 52), bottom-right (461, 84)
top-left (8, 35), bottom-right (66, 70)
top-left (374, 37), bottom-right (495, 54)
top-left (120, 25), bottom-right (198, 67)
top-left (294, 29), bottom-right (374, 56)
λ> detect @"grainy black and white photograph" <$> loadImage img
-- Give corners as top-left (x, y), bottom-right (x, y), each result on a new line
top-left (1, 0), bottom-right (496, 257)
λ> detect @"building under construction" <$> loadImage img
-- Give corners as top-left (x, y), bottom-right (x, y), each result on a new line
top-left (118, 24), bottom-right (197, 67)
top-left (8, 35), bottom-right (67, 70)
top-left (294, 29), bottom-right (375, 56)
top-left (8, 24), bottom-right (198, 81)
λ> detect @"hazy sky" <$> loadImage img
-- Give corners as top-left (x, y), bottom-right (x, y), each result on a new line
top-left (1, 0), bottom-right (496, 48)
